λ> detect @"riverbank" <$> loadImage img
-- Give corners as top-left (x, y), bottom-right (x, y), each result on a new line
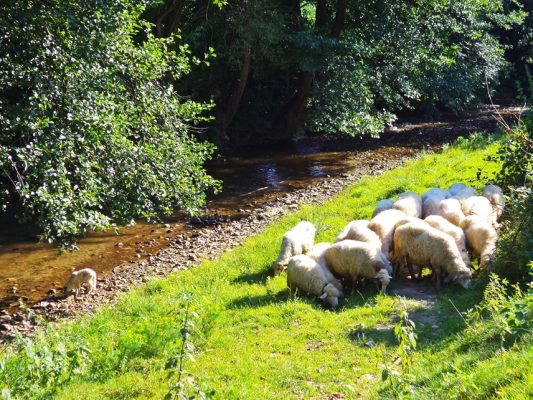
top-left (0, 105), bottom-right (522, 342)
top-left (2, 132), bottom-right (530, 399)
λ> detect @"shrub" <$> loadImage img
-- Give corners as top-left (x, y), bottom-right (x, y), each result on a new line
top-left (494, 112), bottom-right (533, 281)
top-left (0, 0), bottom-right (219, 248)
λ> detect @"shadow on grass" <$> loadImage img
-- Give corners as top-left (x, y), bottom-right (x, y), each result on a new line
top-left (232, 268), bottom-right (272, 285)
top-left (348, 325), bottom-right (397, 347)
top-left (226, 289), bottom-right (289, 309)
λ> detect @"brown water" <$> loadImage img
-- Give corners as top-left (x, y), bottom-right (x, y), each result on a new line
top-left (0, 106), bottom-right (520, 311)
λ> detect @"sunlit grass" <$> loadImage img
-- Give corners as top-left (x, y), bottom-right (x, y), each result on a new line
top-left (2, 133), bottom-right (531, 399)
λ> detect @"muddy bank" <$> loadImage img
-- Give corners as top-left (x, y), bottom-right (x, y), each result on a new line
top-left (0, 156), bottom-right (407, 342)
top-left (0, 105), bottom-right (520, 342)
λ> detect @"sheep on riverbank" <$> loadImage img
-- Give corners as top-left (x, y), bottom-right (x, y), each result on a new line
top-left (421, 188), bottom-right (450, 218)
top-left (335, 220), bottom-right (382, 249)
top-left (372, 199), bottom-right (394, 218)
top-left (460, 216), bottom-right (499, 270)
top-left (306, 242), bottom-right (343, 292)
top-left (273, 221), bottom-right (316, 273)
top-left (64, 268), bottom-right (97, 296)
top-left (461, 196), bottom-right (498, 228)
top-left (368, 209), bottom-right (409, 258)
top-left (325, 240), bottom-right (392, 293)
top-left (392, 222), bottom-right (472, 289)
top-left (287, 255), bottom-right (342, 307)
top-left (483, 184), bottom-right (505, 220)
top-left (436, 198), bottom-right (465, 226)
top-left (393, 191), bottom-right (422, 218)
top-left (448, 183), bottom-right (477, 200)
top-left (424, 215), bottom-right (472, 268)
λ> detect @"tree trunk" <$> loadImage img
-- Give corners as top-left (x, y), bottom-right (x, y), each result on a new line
top-left (275, 0), bottom-right (328, 139)
top-left (216, 46), bottom-right (252, 137)
top-left (156, 0), bottom-right (185, 38)
top-left (331, 0), bottom-right (347, 38)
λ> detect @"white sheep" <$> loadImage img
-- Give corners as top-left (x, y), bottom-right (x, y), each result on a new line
top-left (372, 199), bottom-right (394, 218)
top-left (448, 183), bottom-right (477, 200)
top-left (325, 240), bottom-right (392, 294)
top-left (393, 191), bottom-right (422, 218)
top-left (368, 209), bottom-right (409, 259)
top-left (273, 221), bottom-right (316, 273)
top-left (436, 198), bottom-right (465, 226)
top-left (460, 216), bottom-right (499, 270)
top-left (306, 242), bottom-right (343, 292)
top-left (286, 255), bottom-right (342, 307)
top-left (421, 188), bottom-right (450, 218)
top-left (334, 220), bottom-right (382, 249)
top-left (64, 268), bottom-right (97, 296)
top-left (392, 222), bottom-right (472, 289)
top-left (424, 215), bottom-right (472, 268)
top-left (460, 196), bottom-right (498, 227)
top-left (483, 184), bottom-right (505, 220)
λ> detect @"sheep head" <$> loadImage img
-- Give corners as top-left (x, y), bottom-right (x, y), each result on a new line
top-left (319, 283), bottom-right (341, 307)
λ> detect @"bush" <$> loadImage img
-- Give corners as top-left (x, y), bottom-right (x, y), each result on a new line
top-left (494, 112), bottom-right (533, 281)
top-left (0, 0), bottom-right (219, 248)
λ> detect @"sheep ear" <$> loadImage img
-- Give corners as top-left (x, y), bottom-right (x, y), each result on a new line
top-left (319, 292), bottom-right (328, 300)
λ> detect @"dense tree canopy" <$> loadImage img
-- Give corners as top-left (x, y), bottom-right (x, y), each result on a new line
top-left (148, 0), bottom-right (525, 142)
top-left (0, 0), bottom-right (527, 245)
top-left (0, 0), bottom-right (219, 246)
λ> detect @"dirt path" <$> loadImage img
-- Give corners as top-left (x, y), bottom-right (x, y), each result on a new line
top-left (0, 105), bottom-right (520, 343)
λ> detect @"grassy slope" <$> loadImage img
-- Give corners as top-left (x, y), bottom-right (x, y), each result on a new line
top-left (2, 134), bottom-right (531, 399)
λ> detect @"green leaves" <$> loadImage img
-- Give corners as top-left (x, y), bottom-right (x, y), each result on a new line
top-left (0, 0), bottom-right (218, 247)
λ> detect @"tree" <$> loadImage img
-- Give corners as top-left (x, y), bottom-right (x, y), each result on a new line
top-left (0, 0), bottom-right (219, 247)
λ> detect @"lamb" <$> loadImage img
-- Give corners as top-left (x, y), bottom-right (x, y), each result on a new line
top-left (273, 221), bottom-right (316, 274)
top-left (436, 198), bottom-right (465, 226)
top-left (372, 199), bottom-right (394, 218)
top-left (64, 268), bottom-right (97, 296)
top-left (393, 191), bottom-right (423, 218)
top-left (286, 255), bottom-right (342, 307)
top-left (424, 215), bottom-right (472, 268)
top-left (421, 188), bottom-right (450, 218)
top-left (448, 183), bottom-right (477, 200)
top-left (460, 196), bottom-right (498, 227)
top-left (334, 220), bottom-right (382, 249)
top-left (324, 240), bottom-right (392, 294)
top-left (392, 222), bottom-right (472, 289)
top-left (368, 209), bottom-right (409, 258)
top-left (306, 242), bottom-right (343, 292)
top-left (483, 184), bottom-right (505, 220)
top-left (460, 216), bottom-right (499, 270)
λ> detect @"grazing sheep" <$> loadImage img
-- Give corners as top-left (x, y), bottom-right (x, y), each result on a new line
top-left (436, 198), bottom-right (465, 226)
top-left (448, 183), bottom-right (477, 200)
top-left (392, 222), bottom-right (472, 289)
top-left (424, 215), bottom-right (472, 268)
top-left (421, 188), bottom-right (450, 218)
top-left (368, 209), bottom-right (409, 258)
top-left (273, 221), bottom-right (316, 273)
top-left (287, 255), bottom-right (342, 307)
top-left (335, 220), bottom-right (382, 249)
top-left (393, 191), bottom-right (423, 218)
top-left (483, 184), bottom-right (505, 220)
top-left (325, 240), bottom-right (392, 293)
top-left (461, 196), bottom-right (498, 227)
top-left (461, 216), bottom-right (499, 270)
top-left (64, 268), bottom-right (97, 296)
top-left (306, 242), bottom-right (343, 292)
top-left (372, 199), bottom-right (394, 218)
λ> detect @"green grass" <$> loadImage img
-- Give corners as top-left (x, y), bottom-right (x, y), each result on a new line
top-left (1, 133), bottom-right (531, 399)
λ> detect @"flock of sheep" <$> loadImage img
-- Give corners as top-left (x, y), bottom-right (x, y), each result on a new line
top-left (274, 183), bottom-right (504, 307)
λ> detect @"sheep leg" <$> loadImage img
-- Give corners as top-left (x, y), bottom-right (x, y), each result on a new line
top-left (434, 270), bottom-right (442, 291)
top-left (406, 263), bottom-right (417, 280)
top-left (86, 280), bottom-right (94, 295)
